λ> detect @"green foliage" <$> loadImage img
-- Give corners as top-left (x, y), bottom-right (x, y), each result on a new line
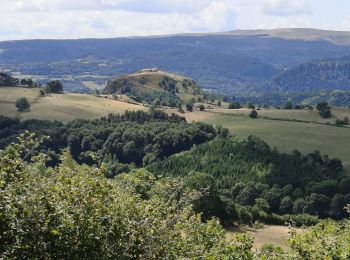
top-left (247, 102), bottom-right (255, 109)
top-left (286, 219), bottom-right (350, 259)
top-left (0, 135), bottom-right (249, 258)
top-left (103, 73), bottom-right (202, 107)
top-left (47, 80), bottom-right (64, 93)
top-left (159, 76), bottom-right (177, 92)
top-left (336, 116), bottom-right (349, 126)
top-left (0, 110), bottom-right (217, 169)
top-left (15, 97), bottom-right (30, 111)
top-left (0, 72), bottom-right (19, 86)
top-left (0, 72), bottom-right (37, 88)
top-left (274, 56), bottom-right (350, 94)
top-left (284, 101), bottom-right (293, 109)
top-left (317, 101), bottom-right (332, 118)
top-left (185, 103), bottom-right (193, 112)
top-left (316, 101), bottom-right (329, 111)
top-left (229, 102), bottom-right (241, 109)
top-left (256, 207), bottom-right (350, 258)
top-left (320, 107), bottom-right (332, 118)
top-left (148, 137), bottom-right (347, 222)
top-left (249, 109), bottom-right (258, 118)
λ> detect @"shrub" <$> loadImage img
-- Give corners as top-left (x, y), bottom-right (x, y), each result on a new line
top-left (316, 101), bottom-right (329, 111)
top-left (336, 116), bottom-right (349, 126)
top-left (317, 101), bottom-right (332, 119)
top-left (15, 97), bottom-right (30, 111)
top-left (228, 102), bottom-right (241, 109)
top-left (286, 219), bottom-right (350, 259)
top-left (284, 101), bottom-right (293, 110)
top-left (186, 104), bottom-right (193, 112)
top-left (47, 80), bottom-right (63, 93)
top-left (320, 107), bottom-right (331, 118)
top-left (0, 134), bottom-right (249, 259)
top-left (249, 109), bottom-right (258, 118)
top-left (247, 103), bottom-right (255, 109)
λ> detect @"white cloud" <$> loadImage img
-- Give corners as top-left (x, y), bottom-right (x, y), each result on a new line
top-left (114, 0), bottom-right (214, 13)
top-left (340, 16), bottom-right (350, 31)
top-left (0, 0), bottom-right (236, 40)
top-left (256, 17), bottom-right (312, 29)
top-left (1, 0), bottom-right (214, 13)
top-left (260, 0), bottom-right (312, 16)
top-left (0, 0), bottom-right (348, 40)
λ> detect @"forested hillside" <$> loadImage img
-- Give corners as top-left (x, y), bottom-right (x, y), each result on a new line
top-left (148, 137), bottom-right (349, 221)
top-left (274, 56), bottom-right (350, 92)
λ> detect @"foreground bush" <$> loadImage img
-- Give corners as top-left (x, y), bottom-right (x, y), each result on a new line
top-left (0, 133), bottom-right (250, 259)
top-left (1, 133), bottom-right (349, 259)
top-left (287, 214), bottom-right (350, 259)
top-left (256, 207), bottom-right (350, 259)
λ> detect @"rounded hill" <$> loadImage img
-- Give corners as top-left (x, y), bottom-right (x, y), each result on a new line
top-left (103, 69), bottom-right (203, 106)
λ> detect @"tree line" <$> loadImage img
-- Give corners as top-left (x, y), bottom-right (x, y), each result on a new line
top-left (0, 110), bottom-right (219, 172)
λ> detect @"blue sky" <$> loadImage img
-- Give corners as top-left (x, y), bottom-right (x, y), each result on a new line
top-left (0, 0), bottom-right (349, 40)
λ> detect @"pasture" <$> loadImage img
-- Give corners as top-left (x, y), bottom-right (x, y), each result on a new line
top-left (210, 107), bottom-right (350, 125)
top-left (0, 88), bottom-right (146, 123)
top-left (203, 113), bottom-right (350, 168)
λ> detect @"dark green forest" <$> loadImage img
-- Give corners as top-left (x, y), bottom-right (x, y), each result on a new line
top-left (1, 109), bottom-right (350, 258)
top-left (148, 137), bottom-right (349, 223)
top-left (0, 110), bottom-right (219, 172)
top-left (1, 110), bottom-right (348, 226)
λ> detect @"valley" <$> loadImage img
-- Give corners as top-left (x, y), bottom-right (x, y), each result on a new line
top-left (1, 27), bottom-right (350, 258)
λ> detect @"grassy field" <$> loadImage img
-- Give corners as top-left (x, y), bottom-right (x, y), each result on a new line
top-left (0, 88), bottom-right (146, 123)
top-left (226, 225), bottom-right (300, 250)
top-left (210, 108), bottom-right (350, 125)
top-left (166, 107), bottom-right (350, 168)
top-left (203, 113), bottom-right (350, 168)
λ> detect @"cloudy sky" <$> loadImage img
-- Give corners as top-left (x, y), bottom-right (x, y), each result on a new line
top-left (0, 0), bottom-right (349, 40)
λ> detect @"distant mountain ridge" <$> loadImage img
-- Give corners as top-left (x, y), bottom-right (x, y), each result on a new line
top-left (1, 28), bottom-right (350, 105)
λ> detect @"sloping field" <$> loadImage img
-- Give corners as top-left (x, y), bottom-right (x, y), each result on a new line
top-left (204, 114), bottom-right (350, 168)
top-left (0, 88), bottom-right (146, 123)
top-left (210, 108), bottom-right (350, 126)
